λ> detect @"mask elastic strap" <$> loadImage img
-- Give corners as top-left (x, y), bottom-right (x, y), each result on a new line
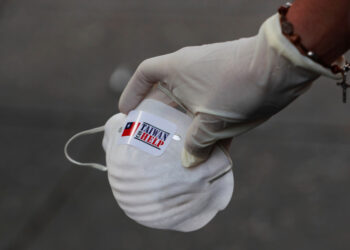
top-left (207, 143), bottom-right (233, 183)
top-left (157, 82), bottom-right (194, 118)
top-left (64, 126), bottom-right (107, 172)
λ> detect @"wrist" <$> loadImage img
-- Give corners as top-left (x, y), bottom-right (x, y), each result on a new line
top-left (286, 0), bottom-right (350, 64)
top-left (261, 14), bottom-right (342, 79)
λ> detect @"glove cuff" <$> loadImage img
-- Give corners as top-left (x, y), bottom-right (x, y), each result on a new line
top-left (261, 14), bottom-right (345, 80)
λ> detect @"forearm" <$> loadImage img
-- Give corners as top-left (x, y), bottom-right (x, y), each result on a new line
top-left (287, 0), bottom-right (350, 64)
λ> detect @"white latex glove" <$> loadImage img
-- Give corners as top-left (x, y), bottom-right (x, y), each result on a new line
top-left (119, 14), bottom-right (343, 168)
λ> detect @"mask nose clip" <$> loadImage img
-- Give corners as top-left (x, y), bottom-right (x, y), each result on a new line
top-left (64, 126), bottom-right (107, 171)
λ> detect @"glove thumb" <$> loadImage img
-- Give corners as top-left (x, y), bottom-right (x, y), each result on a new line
top-left (181, 114), bottom-right (219, 168)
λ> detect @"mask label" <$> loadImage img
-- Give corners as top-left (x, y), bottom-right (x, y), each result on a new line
top-left (117, 110), bottom-right (177, 156)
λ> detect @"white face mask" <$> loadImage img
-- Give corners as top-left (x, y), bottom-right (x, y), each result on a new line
top-left (65, 95), bottom-right (234, 232)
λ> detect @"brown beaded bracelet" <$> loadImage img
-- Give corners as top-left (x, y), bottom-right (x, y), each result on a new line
top-left (278, 2), bottom-right (350, 103)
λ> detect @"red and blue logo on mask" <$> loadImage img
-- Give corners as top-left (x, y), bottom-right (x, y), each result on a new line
top-left (121, 121), bottom-right (169, 150)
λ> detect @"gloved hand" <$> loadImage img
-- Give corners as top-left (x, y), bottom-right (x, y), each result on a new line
top-left (119, 14), bottom-right (343, 168)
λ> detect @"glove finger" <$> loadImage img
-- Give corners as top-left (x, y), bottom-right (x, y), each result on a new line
top-left (181, 114), bottom-right (224, 168)
top-left (118, 56), bottom-right (168, 114)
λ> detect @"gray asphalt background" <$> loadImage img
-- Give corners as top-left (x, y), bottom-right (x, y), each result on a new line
top-left (1, 0), bottom-right (350, 249)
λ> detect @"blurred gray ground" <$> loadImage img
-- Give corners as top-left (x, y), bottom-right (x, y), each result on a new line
top-left (1, 0), bottom-right (350, 249)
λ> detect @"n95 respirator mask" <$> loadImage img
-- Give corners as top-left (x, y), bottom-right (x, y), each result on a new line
top-left (65, 95), bottom-right (234, 232)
